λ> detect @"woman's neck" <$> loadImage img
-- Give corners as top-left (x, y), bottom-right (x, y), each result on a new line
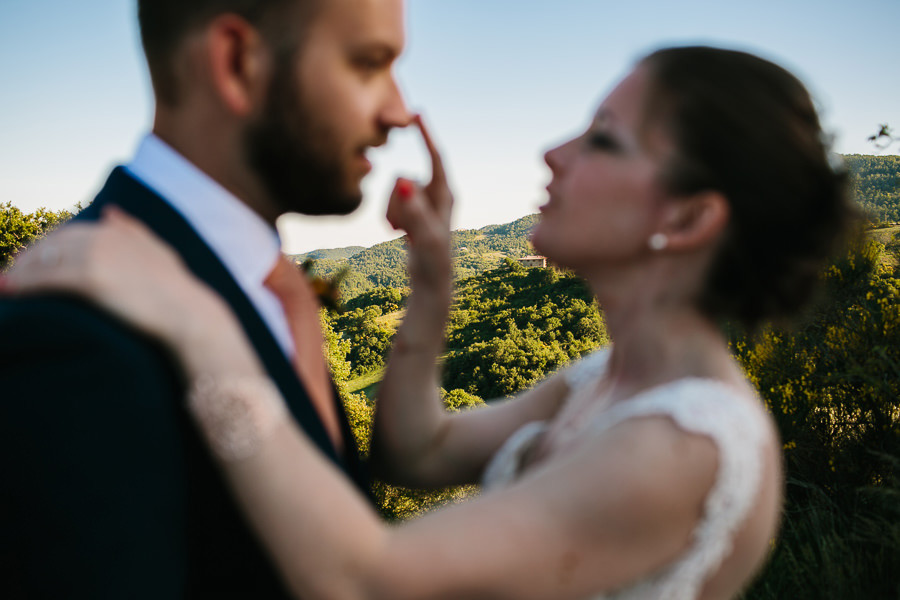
top-left (587, 276), bottom-right (739, 398)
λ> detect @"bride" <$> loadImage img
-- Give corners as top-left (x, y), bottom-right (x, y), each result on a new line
top-left (6, 46), bottom-right (851, 599)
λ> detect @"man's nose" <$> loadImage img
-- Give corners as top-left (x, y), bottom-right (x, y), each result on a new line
top-left (379, 75), bottom-right (412, 129)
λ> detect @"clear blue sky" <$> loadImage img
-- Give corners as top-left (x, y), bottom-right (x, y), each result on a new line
top-left (2, 0), bottom-right (898, 253)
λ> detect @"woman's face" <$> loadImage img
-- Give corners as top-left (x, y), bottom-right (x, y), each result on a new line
top-left (532, 66), bottom-right (672, 273)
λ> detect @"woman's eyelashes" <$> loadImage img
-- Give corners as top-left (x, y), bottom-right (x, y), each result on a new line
top-left (587, 131), bottom-right (621, 153)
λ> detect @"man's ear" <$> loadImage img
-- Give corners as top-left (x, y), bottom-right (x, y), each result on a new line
top-left (660, 191), bottom-right (730, 252)
top-left (205, 14), bottom-right (270, 116)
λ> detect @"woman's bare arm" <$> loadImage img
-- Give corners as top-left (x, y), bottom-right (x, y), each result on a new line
top-left (222, 394), bottom-right (720, 600)
top-left (371, 116), bottom-right (570, 488)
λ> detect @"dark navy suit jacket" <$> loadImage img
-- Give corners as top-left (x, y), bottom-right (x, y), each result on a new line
top-left (0, 168), bottom-right (369, 598)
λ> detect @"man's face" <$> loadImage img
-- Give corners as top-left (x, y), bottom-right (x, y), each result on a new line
top-left (246, 0), bottom-right (409, 216)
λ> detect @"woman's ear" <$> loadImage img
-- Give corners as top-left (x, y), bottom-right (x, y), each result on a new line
top-left (660, 191), bottom-right (730, 252)
top-left (204, 14), bottom-right (270, 117)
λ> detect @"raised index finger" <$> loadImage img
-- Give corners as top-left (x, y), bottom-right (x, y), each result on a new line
top-left (415, 114), bottom-right (446, 186)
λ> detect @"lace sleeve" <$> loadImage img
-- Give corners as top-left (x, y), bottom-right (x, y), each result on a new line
top-left (593, 380), bottom-right (769, 600)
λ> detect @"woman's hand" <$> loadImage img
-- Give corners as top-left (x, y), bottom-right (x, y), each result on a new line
top-left (3, 207), bottom-right (228, 350)
top-left (372, 116), bottom-right (461, 485)
top-left (385, 115), bottom-right (454, 295)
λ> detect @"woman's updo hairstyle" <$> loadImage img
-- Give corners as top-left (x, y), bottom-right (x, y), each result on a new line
top-left (640, 46), bottom-right (855, 329)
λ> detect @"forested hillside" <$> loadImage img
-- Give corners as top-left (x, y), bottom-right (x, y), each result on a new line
top-left (295, 214), bottom-right (540, 298)
top-left (325, 259), bottom-right (610, 519)
top-left (844, 154), bottom-right (900, 222)
top-left (327, 259), bottom-right (607, 396)
top-left (442, 262), bottom-right (606, 397)
top-left (295, 246), bottom-right (364, 261)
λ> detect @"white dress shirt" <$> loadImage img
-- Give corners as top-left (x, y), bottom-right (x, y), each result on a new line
top-left (125, 134), bottom-right (295, 357)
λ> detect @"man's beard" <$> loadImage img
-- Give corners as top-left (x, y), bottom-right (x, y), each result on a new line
top-left (245, 63), bottom-right (363, 217)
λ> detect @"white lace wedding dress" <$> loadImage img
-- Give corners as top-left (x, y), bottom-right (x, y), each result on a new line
top-left (481, 348), bottom-right (769, 600)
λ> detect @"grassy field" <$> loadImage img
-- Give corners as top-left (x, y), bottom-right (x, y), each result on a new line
top-left (869, 224), bottom-right (900, 266)
top-left (374, 309), bottom-right (404, 332)
top-left (346, 368), bottom-right (384, 399)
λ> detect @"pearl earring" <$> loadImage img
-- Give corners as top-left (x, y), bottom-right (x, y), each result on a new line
top-left (648, 233), bottom-right (668, 251)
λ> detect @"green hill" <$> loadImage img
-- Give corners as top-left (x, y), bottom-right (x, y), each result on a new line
top-left (303, 213), bottom-right (540, 299)
top-left (844, 154), bottom-right (900, 223)
top-left (441, 261), bottom-right (606, 398)
top-left (293, 246), bottom-right (365, 261)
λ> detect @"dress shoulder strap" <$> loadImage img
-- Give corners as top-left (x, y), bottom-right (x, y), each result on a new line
top-left (564, 347), bottom-right (612, 391)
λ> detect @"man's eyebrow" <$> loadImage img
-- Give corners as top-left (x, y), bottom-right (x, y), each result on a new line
top-left (350, 42), bottom-right (400, 61)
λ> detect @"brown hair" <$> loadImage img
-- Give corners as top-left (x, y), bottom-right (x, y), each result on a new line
top-left (640, 46), bottom-right (855, 329)
top-left (138, 0), bottom-right (319, 106)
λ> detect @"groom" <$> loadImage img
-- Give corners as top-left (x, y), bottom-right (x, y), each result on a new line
top-left (0, 0), bottom-right (409, 597)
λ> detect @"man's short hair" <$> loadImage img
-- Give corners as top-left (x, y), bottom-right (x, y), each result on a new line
top-left (138, 0), bottom-right (319, 106)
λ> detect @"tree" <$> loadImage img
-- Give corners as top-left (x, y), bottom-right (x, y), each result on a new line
top-left (321, 312), bottom-right (352, 385)
top-left (442, 265), bottom-right (607, 398)
top-left (738, 238), bottom-right (900, 599)
top-left (344, 286), bottom-right (406, 314)
top-left (1, 203), bottom-right (76, 269)
top-left (333, 306), bottom-right (395, 377)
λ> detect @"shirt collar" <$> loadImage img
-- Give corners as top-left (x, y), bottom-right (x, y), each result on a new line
top-left (124, 134), bottom-right (281, 288)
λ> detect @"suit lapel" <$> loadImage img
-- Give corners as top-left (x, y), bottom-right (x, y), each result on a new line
top-left (78, 168), bottom-right (354, 473)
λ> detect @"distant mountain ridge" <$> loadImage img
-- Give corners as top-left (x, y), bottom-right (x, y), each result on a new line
top-left (292, 154), bottom-right (898, 299)
top-left (295, 246), bottom-right (365, 261)
top-left (291, 213), bottom-right (540, 299)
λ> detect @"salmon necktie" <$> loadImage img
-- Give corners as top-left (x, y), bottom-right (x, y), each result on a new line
top-left (264, 255), bottom-right (343, 451)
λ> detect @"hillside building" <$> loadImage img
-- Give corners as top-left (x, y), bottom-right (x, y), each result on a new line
top-left (517, 255), bottom-right (548, 268)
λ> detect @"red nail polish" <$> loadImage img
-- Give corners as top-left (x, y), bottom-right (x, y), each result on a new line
top-left (397, 179), bottom-right (413, 200)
